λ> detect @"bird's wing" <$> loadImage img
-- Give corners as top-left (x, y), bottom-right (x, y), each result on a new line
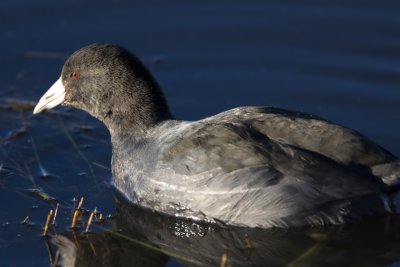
top-left (211, 106), bottom-right (397, 167)
top-left (159, 119), bottom-right (384, 194)
top-left (161, 120), bottom-right (286, 176)
top-left (157, 119), bottom-right (386, 227)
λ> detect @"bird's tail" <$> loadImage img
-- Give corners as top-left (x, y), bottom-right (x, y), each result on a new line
top-left (372, 160), bottom-right (400, 191)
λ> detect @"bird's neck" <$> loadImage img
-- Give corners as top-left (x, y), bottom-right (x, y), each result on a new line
top-left (108, 110), bottom-right (172, 140)
top-left (90, 71), bottom-right (174, 140)
top-left (104, 94), bottom-right (173, 141)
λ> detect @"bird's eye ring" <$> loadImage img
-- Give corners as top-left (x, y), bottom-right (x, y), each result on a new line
top-left (70, 72), bottom-right (80, 79)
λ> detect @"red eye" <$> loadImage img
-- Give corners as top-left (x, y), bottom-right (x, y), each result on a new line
top-left (70, 72), bottom-right (80, 79)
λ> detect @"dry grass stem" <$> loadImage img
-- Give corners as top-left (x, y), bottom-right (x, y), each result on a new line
top-left (72, 229), bottom-right (80, 247)
top-left (85, 234), bottom-right (97, 256)
top-left (59, 118), bottom-right (95, 178)
top-left (220, 253), bottom-right (228, 267)
top-left (30, 136), bottom-right (49, 178)
top-left (71, 210), bottom-right (80, 229)
top-left (77, 197), bottom-right (84, 210)
top-left (91, 161), bottom-right (111, 170)
top-left (43, 236), bottom-right (56, 266)
top-left (22, 216), bottom-right (29, 224)
top-left (52, 203), bottom-right (59, 225)
top-left (43, 209), bottom-right (53, 236)
top-left (244, 234), bottom-right (253, 249)
top-left (85, 211), bottom-right (95, 233)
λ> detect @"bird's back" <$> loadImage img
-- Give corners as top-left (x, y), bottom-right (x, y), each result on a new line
top-left (111, 107), bottom-right (393, 227)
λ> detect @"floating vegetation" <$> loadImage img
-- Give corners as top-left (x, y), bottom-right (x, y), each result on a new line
top-left (0, 164), bottom-right (14, 176)
top-left (72, 125), bottom-right (94, 133)
top-left (20, 216), bottom-right (33, 227)
top-left (26, 188), bottom-right (55, 202)
top-left (91, 161), bottom-right (111, 171)
top-left (0, 93), bottom-right (112, 265)
top-left (37, 167), bottom-right (51, 179)
top-left (3, 121), bottom-right (30, 143)
top-left (21, 216), bottom-right (30, 224)
top-left (0, 98), bottom-right (36, 113)
top-left (0, 97), bottom-right (73, 117)
top-left (31, 136), bottom-right (55, 179)
top-left (37, 196), bottom-right (112, 236)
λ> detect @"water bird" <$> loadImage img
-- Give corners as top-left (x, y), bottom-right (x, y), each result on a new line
top-left (33, 43), bottom-right (400, 228)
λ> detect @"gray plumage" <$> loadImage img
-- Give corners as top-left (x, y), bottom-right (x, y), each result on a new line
top-left (34, 43), bottom-right (400, 228)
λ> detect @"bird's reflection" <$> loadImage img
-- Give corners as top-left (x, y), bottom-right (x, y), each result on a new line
top-left (51, 197), bottom-right (400, 267)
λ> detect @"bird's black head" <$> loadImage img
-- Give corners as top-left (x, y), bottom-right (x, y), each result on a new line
top-left (34, 43), bottom-right (172, 136)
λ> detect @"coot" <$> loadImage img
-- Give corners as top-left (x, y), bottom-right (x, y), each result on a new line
top-left (33, 44), bottom-right (400, 228)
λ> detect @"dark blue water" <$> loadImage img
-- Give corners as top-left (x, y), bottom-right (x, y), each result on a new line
top-left (1, 1), bottom-right (400, 266)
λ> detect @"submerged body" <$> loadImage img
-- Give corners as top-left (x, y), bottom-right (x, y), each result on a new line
top-left (33, 44), bottom-right (400, 228)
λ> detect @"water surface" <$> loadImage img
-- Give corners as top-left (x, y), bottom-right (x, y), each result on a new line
top-left (1, 1), bottom-right (400, 266)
